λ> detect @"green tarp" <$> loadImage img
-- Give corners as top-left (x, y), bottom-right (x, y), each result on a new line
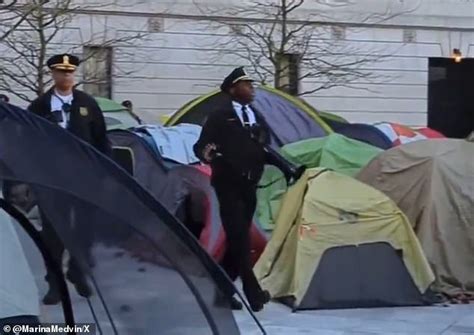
top-left (257, 134), bottom-right (382, 230)
top-left (94, 97), bottom-right (139, 130)
top-left (95, 97), bottom-right (126, 112)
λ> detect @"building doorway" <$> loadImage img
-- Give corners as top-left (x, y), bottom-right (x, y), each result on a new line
top-left (428, 58), bottom-right (473, 138)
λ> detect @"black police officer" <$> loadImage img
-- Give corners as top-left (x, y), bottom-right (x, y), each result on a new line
top-left (194, 67), bottom-right (272, 312)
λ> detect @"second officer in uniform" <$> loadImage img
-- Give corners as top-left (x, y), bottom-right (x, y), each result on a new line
top-left (194, 67), bottom-right (275, 312)
top-left (28, 53), bottom-right (110, 304)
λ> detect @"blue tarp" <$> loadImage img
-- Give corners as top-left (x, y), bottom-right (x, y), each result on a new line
top-left (323, 119), bottom-right (393, 150)
top-left (134, 124), bottom-right (202, 164)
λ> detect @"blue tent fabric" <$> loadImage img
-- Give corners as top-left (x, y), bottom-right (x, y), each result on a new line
top-left (132, 130), bottom-right (182, 169)
top-left (324, 119), bottom-right (393, 150)
top-left (169, 87), bottom-right (330, 148)
top-left (134, 124), bottom-right (202, 164)
top-left (134, 130), bottom-right (160, 156)
top-left (251, 88), bottom-right (328, 147)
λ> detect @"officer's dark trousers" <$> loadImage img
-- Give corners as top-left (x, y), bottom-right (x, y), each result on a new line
top-left (214, 179), bottom-right (263, 304)
top-left (40, 210), bottom-right (88, 289)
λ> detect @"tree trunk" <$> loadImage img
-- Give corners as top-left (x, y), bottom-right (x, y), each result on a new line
top-left (274, 0), bottom-right (288, 92)
top-left (37, 4), bottom-right (47, 97)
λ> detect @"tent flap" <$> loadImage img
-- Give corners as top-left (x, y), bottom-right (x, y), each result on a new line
top-left (0, 102), bottom-right (242, 334)
top-left (299, 242), bottom-right (426, 310)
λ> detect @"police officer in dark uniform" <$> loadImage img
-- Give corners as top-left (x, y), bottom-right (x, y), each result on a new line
top-left (28, 53), bottom-right (111, 305)
top-left (193, 67), bottom-right (275, 312)
top-left (28, 54), bottom-right (110, 154)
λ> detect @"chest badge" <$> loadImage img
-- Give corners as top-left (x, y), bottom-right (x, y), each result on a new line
top-left (80, 107), bottom-right (89, 116)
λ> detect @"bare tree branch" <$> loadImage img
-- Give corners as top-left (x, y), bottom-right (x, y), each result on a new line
top-left (193, 0), bottom-right (412, 96)
top-left (1, 2), bottom-right (43, 42)
top-left (286, 0), bottom-right (305, 13)
top-left (0, 0), bottom-right (148, 103)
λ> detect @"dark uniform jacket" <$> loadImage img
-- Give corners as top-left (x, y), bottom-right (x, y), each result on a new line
top-left (28, 88), bottom-right (111, 155)
top-left (193, 98), bottom-right (270, 186)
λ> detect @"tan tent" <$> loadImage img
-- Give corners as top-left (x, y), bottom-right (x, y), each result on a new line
top-left (357, 139), bottom-right (474, 296)
top-left (255, 168), bottom-right (434, 310)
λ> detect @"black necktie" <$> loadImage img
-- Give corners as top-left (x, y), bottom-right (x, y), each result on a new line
top-left (53, 93), bottom-right (72, 114)
top-left (242, 106), bottom-right (250, 128)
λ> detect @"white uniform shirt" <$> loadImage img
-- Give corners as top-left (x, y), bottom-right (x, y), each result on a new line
top-left (51, 91), bottom-right (73, 129)
top-left (232, 101), bottom-right (257, 126)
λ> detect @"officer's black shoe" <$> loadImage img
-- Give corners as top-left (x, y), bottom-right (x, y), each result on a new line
top-left (249, 290), bottom-right (271, 312)
top-left (229, 297), bottom-right (243, 310)
top-left (249, 300), bottom-right (264, 312)
top-left (260, 290), bottom-right (271, 305)
top-left (214, 294), bottom-right (243, 310)
top-left (74, 280), bottom-right (92, 298)
top-left (42, 287), bottom-right (61, 305)
top-left (67, 273), bottom-right (92, 298)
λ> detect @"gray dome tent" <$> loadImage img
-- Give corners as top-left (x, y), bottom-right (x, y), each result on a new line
top-left (0, 102), bottom-right (265, 334)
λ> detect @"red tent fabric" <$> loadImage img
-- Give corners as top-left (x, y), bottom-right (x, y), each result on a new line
top-left (374, 123), bottom-right (445, 146)
top-left (416, 128), bottom-right (445, 138)
top-left (193, 165), bottom-right (268, 265)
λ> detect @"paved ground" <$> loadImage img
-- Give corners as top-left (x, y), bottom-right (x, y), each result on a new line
top-left (235, 301), bottom-right (474, 334)
top-left (15, 223), bottom-right (474, 335)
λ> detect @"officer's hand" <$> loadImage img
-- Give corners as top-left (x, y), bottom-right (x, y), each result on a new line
top-left (203, 143), bottom-right (217, 163)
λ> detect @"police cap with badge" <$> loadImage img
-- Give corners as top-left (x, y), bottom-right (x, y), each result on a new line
top-left (47, 54), bottom-right (80, 72)
top-left (221, 66), bottom-right (307, 185)
top-left (46, 54), bottom-right (80, 125)
top-left (220, 66), bottom-right (254, 92)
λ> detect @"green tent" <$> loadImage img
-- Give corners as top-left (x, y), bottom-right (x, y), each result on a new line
top-left (257, 133), bottom-right (382, 230)
top-left (318, 110), bottom-right (348, 123)
top-left (254, 168), bottom-right (434, 310)
top-left (94, 97), bottom-right (139, 130)
top-left (95, 97), bottom-right (125, 112)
